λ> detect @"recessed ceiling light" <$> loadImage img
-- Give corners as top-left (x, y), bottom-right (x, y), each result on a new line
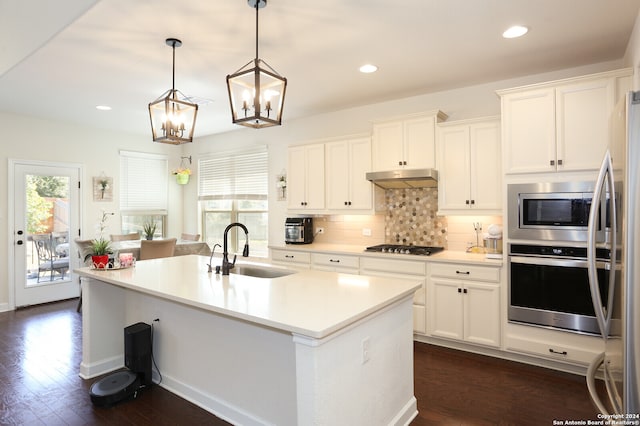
top-left (359, 64), bottom-right (378, 74)
top-left (96, 105), bottom-right (112, 111)
top-left (502, 25), bottom-right (528, 39)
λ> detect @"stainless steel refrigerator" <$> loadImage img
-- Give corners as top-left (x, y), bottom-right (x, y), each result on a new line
top-left (586, 91), bottom-right (640, 415)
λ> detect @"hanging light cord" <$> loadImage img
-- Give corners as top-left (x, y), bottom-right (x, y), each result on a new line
top-left (254, 1), bottom-right (260, 61)
top-left (171, 40), bottom-right (176, 98)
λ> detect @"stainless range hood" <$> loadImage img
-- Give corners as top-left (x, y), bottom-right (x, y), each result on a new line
top-left (366, 168), bottom-right (438, 189)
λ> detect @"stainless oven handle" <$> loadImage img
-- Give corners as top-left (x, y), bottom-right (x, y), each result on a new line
top-left (509, 255), bottom-right (610, 270)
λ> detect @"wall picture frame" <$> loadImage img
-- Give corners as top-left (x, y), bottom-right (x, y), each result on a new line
top-left (93, 177), bottom-right (113, 201)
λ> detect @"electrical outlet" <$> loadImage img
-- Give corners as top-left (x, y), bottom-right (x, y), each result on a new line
top-left (361, 337), bottom-right (370, 364)
top-left (316, 227), bottom-right (324, 234)
top-left (362, 228), bottom-right (372, 236)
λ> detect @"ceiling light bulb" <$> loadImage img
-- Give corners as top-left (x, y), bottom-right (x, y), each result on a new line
top-left (359, 64), bottom-right (378, 73)
top-left (503, 25), bottom-right (528, 39)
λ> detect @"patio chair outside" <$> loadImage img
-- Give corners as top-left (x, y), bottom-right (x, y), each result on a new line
top-left (32, 234), bottom-right (70, 282)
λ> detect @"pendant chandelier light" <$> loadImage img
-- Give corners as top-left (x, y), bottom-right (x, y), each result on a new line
top-left (226, 0), bottom-right (287, 129)
top-left (148, 38), bottom-right (198, 144)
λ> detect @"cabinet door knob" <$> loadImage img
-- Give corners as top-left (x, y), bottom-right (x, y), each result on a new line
top-left (463, 288), bottom-right (468, 294)
top-left (398, 161), bottom-right (403, 166)
top-left (550, 160), bottom-right (555, 166)
top-left (457, 288), bottom-right (462, 293)
top-left (470, 200), bottom-right (475, 205)
top-left (403, 161), bottom-right (407, 165)
top-left (465, 200), bottom-right (470, 205)
top-left (557, 159), bottom-right (563, 166)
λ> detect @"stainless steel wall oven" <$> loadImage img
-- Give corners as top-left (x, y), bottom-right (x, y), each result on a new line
top-left (508, 243), bottom-right (615, 335)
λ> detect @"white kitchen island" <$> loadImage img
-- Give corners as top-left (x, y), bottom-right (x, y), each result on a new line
top-left (76, 255), bottom-right (421, 425)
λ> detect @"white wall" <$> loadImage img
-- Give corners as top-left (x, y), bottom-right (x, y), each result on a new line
top-left (0, 112), bottom-right (183, 309)
top-left (625, 9), bottom-right (640, 90)
top-left (0, 58), bottom-right (627, 309)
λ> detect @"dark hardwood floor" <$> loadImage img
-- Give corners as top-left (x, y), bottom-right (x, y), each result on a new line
top-left (0, 299), bottom-right (601, 425)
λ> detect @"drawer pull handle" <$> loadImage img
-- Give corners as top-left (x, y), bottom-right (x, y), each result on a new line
top-left (548, 348), bottom-right (568, 356)
top-left (329, 259), bottom-right (340, 263)
top-left (285, 255), bottom-right (294, 259)
top-left (455, 270), bottom-right (470, 275)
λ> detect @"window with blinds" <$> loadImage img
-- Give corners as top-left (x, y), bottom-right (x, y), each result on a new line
top-left (198, 147), bottom-right (268, 257)
top-left (198, 147), bottom-right (268, 200)
top-left (119, 151), bottom-right (168, 236)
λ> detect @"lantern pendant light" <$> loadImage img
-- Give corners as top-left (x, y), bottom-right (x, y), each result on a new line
top-left (148, 38), bottom-right (198, 144)
top-left (226, 0), bottom-right (287, 129)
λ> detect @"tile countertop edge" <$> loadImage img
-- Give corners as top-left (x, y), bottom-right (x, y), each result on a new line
top-left (269, 243), bottom-right (504, 266)
top-left (75, 257), bottom-right (421, 340)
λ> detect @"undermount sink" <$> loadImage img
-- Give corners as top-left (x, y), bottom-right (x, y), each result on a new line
top-left (231, 264), bottom-right (296, 279)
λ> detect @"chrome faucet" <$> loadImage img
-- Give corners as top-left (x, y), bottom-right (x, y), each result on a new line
top-left (207, 243), bottom-right (222, 273)
top-left (222, 222), bottom-right (249, 275)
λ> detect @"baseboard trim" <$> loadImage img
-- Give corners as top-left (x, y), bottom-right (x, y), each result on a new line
top-left (157, 372), bottom-right (272, 426)
top-left (78, 355), bottom-right (122, 380)
top-left (389, 396), bottom-right (418, 426)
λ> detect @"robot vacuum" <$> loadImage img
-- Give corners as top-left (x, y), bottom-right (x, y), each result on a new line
top-left (89, 322), bottom-right (152, 407)
top-left (89, 370), bottom-right (141, 407)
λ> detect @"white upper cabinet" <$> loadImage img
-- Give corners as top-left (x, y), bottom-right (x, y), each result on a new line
top-left (437, 117), bottom-right (501, 214)
top-left (499, 69), bottom-right (631, 174)
top-left (325, 137), bottom-right (372, 211)
top-left (287, 143), bottom-right (325, 211)
top-left (372, 111), bottom-right (448, 171)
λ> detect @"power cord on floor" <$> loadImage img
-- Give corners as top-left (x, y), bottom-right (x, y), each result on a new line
top-left (151, 319), bottom-right (163, 385)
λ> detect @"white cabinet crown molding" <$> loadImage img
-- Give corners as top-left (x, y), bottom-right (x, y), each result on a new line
top-left (495, 67), bottom-right (631, 96)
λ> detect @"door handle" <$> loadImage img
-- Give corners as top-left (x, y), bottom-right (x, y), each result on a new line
top-left (17, 240), bottom-right (24, 245)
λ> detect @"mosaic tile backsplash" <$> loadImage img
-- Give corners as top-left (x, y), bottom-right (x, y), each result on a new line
top-left (384, 187), bottom-right (448, 247)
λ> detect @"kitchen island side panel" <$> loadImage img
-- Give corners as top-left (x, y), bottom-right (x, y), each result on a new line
top-left (79, 277), bottom-right (126, 379)
top-left (294, 297), bottom-right (418, 426)
top-left (81, 278), bottom-right (297, 425)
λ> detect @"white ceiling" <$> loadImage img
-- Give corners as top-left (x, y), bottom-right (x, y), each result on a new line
top-left (1, 0), bottom-right (639, 138)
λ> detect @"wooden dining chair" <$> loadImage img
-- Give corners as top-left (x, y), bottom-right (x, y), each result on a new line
top-left (110, 232), bottom-right (140, 241)
top-left (139, 238), bottom-right (177, 260)
top-left (180, 233), bottom-right (201, 241)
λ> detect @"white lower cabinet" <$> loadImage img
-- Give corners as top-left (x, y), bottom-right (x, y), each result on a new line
top-left (360, 257), bottom-right (427, 334)
top-left (428, 263), bottom-right (501, 348)
top-left (311, 253), bottom-right (359, 273)
top-left (271, 249), bottom-right (311, 269)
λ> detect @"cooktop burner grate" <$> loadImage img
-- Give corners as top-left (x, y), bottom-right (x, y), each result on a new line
top-left (365, 244), bottom-right (444, 256)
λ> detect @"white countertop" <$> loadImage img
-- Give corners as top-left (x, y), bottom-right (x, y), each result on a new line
top-left (76, 255), bottom-right (421, 339)
top-left (270, 243), bottom-right (504, 266)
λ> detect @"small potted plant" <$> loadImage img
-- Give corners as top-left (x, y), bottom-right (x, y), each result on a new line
top-left (172, 167), bottom-right (191, 185)
top-left (85, 238), bottom-right (112, 269)
top-left (143, 222), bottom-right (157, 240)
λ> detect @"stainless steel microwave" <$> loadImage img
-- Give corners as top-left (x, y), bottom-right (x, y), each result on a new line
top-left (507, 181), bottom-right (610, 243)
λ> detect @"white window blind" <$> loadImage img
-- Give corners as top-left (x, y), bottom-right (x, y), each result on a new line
top-left (198, 146), bottom-right (268, 200)
top-left (119, 150), bottom-right (168, 212)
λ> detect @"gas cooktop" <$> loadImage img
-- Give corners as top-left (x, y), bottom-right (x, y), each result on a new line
top-left (364, 244), bottom-right (444, 256)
